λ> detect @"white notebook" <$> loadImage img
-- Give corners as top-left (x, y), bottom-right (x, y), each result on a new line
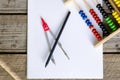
top-left (28, 0), bottom-right (103, 79)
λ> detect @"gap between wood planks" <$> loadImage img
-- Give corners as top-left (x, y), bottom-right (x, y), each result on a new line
top-left (0, 13), bottom-right (27, 15)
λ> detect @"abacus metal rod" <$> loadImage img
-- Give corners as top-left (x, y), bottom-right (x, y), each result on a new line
top-left (73, 0), bottom-right (81, 11)
top-left (83, 0), bottom-right (91, 10)
top-left (92, 0), bottom-right (98, 5)
top-left (64, 0), bottom-right (81, 11)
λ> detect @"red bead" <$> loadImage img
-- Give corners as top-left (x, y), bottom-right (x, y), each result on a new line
top-left (89, 25), bottom-right (94, 29)
top-left (92, 12), bottom-right (96, 15)
top-left (89, 9), bottom-right (101, 24)
top-left (92, 29), bottom-right (96, 33)
top-left (95, 17), bottom-right (101, 23)
top-left (89, 9), bottom-right (94, 13)
top-left (92, 28), bottom-right (102, 41)
top-left (93, 15), bottom-right (97, 19)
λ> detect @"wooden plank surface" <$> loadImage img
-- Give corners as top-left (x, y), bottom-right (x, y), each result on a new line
top-left (0, 0), bottom-right (120, 80)
top-left (0, 15), bottom-right (27, 52)
top-left (0, 0), bottom-right (27, 13)
top-left (0, 0), bottom-right (119, 52)
top-left (0, 54), bottom-right (120, 80)
top-left (0, 54), bottom-right (26, 80)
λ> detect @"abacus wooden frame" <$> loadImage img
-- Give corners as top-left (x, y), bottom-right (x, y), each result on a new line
top-left (94, 0), bottom-right (120, 47)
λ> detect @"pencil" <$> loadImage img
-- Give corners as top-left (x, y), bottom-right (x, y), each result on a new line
top-left (45, 11), bottom-right (71, 67)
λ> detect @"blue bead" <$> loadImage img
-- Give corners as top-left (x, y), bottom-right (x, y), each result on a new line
top-left (85, 19), bottom-right (92, 26)
top-left (80, 12), bottom-right (87, 20)
top-left (79, 10), bottom-right (83, 14)
top-left (83, 15), bottom-right (87, 20)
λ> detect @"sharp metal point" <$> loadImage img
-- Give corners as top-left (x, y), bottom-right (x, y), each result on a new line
top-left (40, 16), bottom-right (42, 19)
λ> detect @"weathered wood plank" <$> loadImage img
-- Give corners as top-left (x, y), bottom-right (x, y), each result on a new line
top-left (1, 54), bottom-right (120, 80)
top-left (0, 15), bottom-right (120, 52)
top-left (0, 0), bottom-right (27, 13)
top-left (104, 38), bottom-right (120, 52)
top-left (0, 1), bottom-right (119, 52)
top-left (0, 0), bottom-right (110, 14)
top-left (0, 15), bottom-right (27, 52)
top-left (0, 54), bottom-right (26, 80)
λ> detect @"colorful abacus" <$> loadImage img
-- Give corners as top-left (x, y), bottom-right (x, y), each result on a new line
top-left (96, 3), bottom-right (118, 31)
top-left (103, 0), bottom-right (120, 25)
top-left (64, 0), bottom-right (120, 47)
top-left (73, 0), bottom-right (102, 41)
top-left (83, 0), bottom-right (110, 36)
top-left (79, 10), bottom-right (102, 41)
top-left (114, 0), bottom-right (120, 7)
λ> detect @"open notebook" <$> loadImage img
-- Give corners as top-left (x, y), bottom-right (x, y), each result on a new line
top-left (28, 0), bottom-right (103, 79)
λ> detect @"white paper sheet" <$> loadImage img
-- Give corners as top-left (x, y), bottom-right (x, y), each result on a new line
top-left (28, 0), bottom-right (103, 79)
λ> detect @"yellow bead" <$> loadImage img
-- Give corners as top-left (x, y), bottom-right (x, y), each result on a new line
top-left (115, 14), bottom-right (119, 18)
top-left (114, 0), bottom-right (120, 7)
top-left (112, 12), bottom-right (117, 16)
top-left (116, 17), bottom-right (120, 21)
top-left (112, 11), bottom-right (120, 25)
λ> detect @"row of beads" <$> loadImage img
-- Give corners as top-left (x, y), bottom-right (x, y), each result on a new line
top-left (89, 9), bottom-right (110, 36)
top-left (79, 10), bottom-right (102, 41)
top-left (105, 16), bottom-right (118, 31)
top-left (96, 4), bottom-right (118, 31)
top-left (103, 0), bottom-right (120, 26)
top-left (112, 11), bottom-right (120, 24)
top-left (103, 0), bottom-right (114, 12)
top-left (114, 0), bottom-right (120, 7)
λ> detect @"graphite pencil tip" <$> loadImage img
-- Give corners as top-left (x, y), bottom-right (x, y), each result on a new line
top-left (45, 62), bottom-right (48, 68)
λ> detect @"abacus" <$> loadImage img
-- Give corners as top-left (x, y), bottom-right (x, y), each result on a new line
top-left (79, 10), bottom-right (102, 41)
top-left (64, 0), bottom-right (120, 47)
top-left (66, 0), bottom-right (102, 41)
top-left (83, 0), bottom-right (110, 36)
top-left (103, 0), bottom-right (120, 25)
top-left (93, 0), bottom-right (120, 47)
top-left (94, 0), bottom-right (118, 31)
top-left (113, 0), bottom-right (120, 8)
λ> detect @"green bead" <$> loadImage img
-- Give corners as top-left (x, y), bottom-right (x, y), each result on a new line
top-left (111, 24), bottom-right (115, 29)
top-left (105, 16), bottom-right (118, 31)
top-left (109, 22), bottom-right (114, 26)
top-left (111, 25), bottom-right (117, 31)
top-left (113, 27), bottom-right (117, 31)
top-left (105, 17), bottom-right (110, 21)
top-left (107, 19), bottom-right (112, 24)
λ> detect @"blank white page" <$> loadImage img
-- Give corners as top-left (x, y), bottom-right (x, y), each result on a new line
top-left (28, 0), bottom-right (103, 79)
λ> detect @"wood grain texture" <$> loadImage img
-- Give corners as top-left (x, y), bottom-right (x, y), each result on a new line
top-left (0, 0), bottom-right (119, 52)
top-left (0, 54), bottom-right (120, 80)
top-left (0, 54), bottom-right (26, 80)
top-left (0, 0), bottom-right (119, 80)
top-left (0, 0), bottom-right (27, 13)
top-left (0, 15), bottom-right (27, 52)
